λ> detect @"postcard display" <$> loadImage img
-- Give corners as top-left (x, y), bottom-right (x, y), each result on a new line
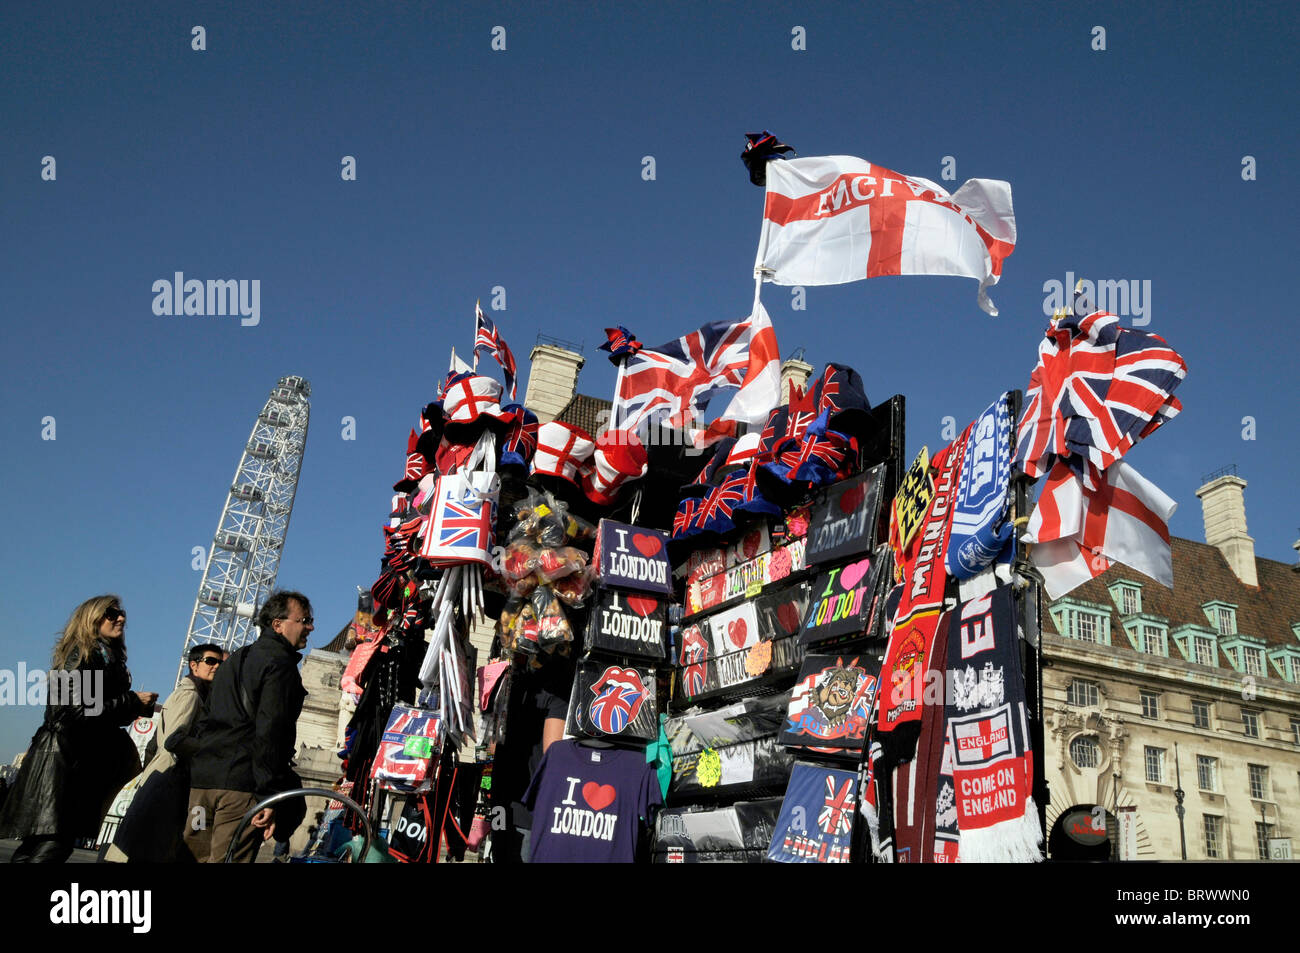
top-left (653, 382), bottom-right (1045, 864)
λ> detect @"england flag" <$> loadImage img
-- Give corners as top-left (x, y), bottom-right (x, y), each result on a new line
top-left (755, 156), bottom-right (1016, 315)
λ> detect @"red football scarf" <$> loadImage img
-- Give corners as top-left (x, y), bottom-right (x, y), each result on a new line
top-left (875, 427), bottom-right (969, 760)
top-left (944, 585), bottom-right (1041, 862)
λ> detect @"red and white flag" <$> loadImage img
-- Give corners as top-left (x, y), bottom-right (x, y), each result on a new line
top-left (717, 294), bottom-right (781, 429)
top-left (755, 156), bottom-right (1016, 315)
top-left (1024, 460), bottom-right (1177, 599)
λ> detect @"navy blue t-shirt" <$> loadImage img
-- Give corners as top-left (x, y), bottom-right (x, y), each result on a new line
top-left (523, 740), bottom-right (662, 863)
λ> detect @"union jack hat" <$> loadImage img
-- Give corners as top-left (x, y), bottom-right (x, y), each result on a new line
top-left (530, 422), bottom-right (596, 486)
top-left (498, 403), bottom-right (540, 471)
top-left (393, 429), bottom-right (430, 492)
top-left (442, 375), bottom-right (511, 428)
top-left (807, 363), bottom-right (874, 444)
top-left (583, 427), bottom-right (649, 505)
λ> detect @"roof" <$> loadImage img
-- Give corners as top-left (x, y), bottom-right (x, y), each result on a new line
top-left (1044, 536), bottom-right (1300, 651)
top-left (320, 620), bottom-right (352, 654)
top-left (555, 393), bottom-right (612, 436)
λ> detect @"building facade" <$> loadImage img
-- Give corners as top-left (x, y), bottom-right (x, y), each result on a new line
top-left (1042, 473), bottom-right (1300, 860)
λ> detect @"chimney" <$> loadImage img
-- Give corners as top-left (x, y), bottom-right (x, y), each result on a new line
top-left (523, 341), bottom-right (585, 424)
top-left (1195, 472), bottom-right (1258, 587)
top-left (779, 356), bottom-right (814, 406)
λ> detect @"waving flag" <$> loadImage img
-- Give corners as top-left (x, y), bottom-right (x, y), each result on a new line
top-left (1016, 291), bottom-right (1186, 490)
top-left (1024, 460), bottom-right (1177, 599)
top-left (716, 297), bottom-right (781, 430)
top-left (755, 156), bottom-right (1016, 315)
top-left (473, 302), bottom-right (518, 401)
top-left (613, 314), bottom-right (755, 435)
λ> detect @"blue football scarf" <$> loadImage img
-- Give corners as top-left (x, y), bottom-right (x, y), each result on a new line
top-left (945, 392), bottom-right (1014, 580)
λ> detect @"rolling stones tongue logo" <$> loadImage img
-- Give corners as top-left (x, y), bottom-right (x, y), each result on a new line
top-left (588, 666), bottom-right (648, 733)
top-left (679, 625), bottom-right (709, 697)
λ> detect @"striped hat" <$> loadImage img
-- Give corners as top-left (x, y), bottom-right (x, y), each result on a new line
top-left (583, 427), bottom-right (649, 505)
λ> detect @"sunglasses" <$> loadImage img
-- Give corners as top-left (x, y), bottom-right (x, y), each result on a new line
top-left (197, 657), bottom-right (223, 667)
top-left (282, 616), bottom-right (313, 626)
top-left (103, 607), bottom-right (126, 623)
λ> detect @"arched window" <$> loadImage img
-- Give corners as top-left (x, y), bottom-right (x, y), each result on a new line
top-left (1070, 735), bottom-right (1101, 769)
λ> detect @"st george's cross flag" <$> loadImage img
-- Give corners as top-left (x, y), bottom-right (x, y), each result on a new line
top-left (754, 156), bottom-right (1017, 315)
top-left (613, 300), bottom-right (780, 440)
top-left (1023, 459), bottom-right (1177, 599)
top-left (474, 302), bottom-right (518, 401)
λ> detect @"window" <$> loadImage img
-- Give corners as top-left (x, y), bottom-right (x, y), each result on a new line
top-left (1216, 607), bottom-right (1237, 637)
top-left (1203, 815), bottom-right (1222, 859)
top-left (1241, 646), bottom-right (1264, 676)
top-left (1141, 625), bottom-right (1165, 656)
top-left (1241, 708), bottom-right (1260, 739)
top-left (1292, 717), bottom-right (1300, 746)
top-left (1140, 690), bottom-right (1160, 719)
top-left (1067, 679), bottom-right (1100, 707)
top-left (1192, 700), bottom-right (1212, 730)
top-left (1193, 635), bottom-right (1216, 666)
top-left (1120, 587), bottom-right (1139, 615)
top-left (1074, 612), bottom-right (1100, 643)
top-left (1248, 764), bottom-right (1268, 800)
top-left (1144, 746), bottom-right (1165, 783)
top-left (1070, 736), bottom-right (1101, 769)
top-left (1197, 755), bottom-right (1219, 792)
top-left (1256, 822), bottom-right (1274, 861)
top-left (1289, 657), bottom-right (1300, 683)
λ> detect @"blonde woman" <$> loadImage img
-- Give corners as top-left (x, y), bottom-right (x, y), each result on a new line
top-left (0, 595), bottom-right (157, 862)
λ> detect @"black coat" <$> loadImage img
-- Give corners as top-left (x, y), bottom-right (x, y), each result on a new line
top-left (0, 642), bottom-right (146, 840)
top-left (190, 630), bottom-right (306, 800)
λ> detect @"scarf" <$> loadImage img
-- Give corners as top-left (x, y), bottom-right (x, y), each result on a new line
top-left (875, 426), bottom-right (969, 762)
top-left (944, 585), bottom-right (1041, 862)
top-left (946, 392), bottom-right (1014, 580)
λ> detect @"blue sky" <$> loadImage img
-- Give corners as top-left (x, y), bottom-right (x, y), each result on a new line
top-left (1, 1), bottom-right (1296, 759)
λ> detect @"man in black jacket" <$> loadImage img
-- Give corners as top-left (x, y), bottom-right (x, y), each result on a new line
top-left (183, 590), bottom-right (313, 863)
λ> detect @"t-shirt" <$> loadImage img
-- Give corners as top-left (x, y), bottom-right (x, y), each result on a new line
top-left (523, 740), bottom-right (662, 863)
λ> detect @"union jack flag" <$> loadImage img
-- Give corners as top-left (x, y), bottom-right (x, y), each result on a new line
top-left (818, 775), bottom-right (856, 836)
top-left (599, 325), bottom-right (642, 364)
top-left (694, 471), bottom-right (748, 534)
top-left (613, 316), bottom-right (754, 435)
top-left (473, 302), bottom-right (518, 401)
top-left (588, 666), bottom-right (647, 734)
top-left (1016, 290), bottom-right (1185, 490)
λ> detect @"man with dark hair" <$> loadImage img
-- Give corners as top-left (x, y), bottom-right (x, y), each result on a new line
top-left (184, 590), bottom-right (313, 863)
top-left (104, 642), bottom-right (227, 863)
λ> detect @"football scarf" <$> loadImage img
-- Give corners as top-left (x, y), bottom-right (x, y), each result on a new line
top-left (889, 608), bottom-right (950, 863)
top-left (946, 392), bottom-right (1014, 580)
top-left (862, 741), bottom-right (891, 862)
top-left (944, 585), bottom-right (1042, 862)
top-left (875, 427), bottom-right (969, 759)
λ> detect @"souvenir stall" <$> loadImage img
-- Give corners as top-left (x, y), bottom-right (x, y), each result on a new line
top-left (331, 134), bottom-right (1186, 864)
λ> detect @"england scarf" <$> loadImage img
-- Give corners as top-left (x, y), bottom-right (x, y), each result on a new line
top-left (945, 586), bottom-right (1041, 862)
top-left (755, 156), bottom-right (1016, 315)
top-left (946, 392), bottom-right (1014, 580)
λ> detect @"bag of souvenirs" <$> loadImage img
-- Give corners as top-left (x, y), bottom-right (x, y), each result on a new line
top-left (371, 704), bottom-right (442, 793)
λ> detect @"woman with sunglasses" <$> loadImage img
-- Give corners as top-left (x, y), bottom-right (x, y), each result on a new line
top-left (0, 595), bottom-right (158, 863)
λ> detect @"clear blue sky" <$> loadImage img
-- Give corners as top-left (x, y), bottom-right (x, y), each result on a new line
top-left (2, 1), bottom-right (1296, 760)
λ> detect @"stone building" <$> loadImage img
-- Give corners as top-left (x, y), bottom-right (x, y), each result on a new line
top-left (1042, 470), bottom-right (1300, 861)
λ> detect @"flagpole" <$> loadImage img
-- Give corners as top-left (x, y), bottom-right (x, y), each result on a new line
top-left (612, 360), bottom-right (627, 431)
top-left (472, 301), bottom-right (481, 372)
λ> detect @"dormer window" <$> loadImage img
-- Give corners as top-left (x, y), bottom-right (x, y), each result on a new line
top-left (1109, 580), bottom-right (1142, 616)
top-left (1241, 646), bottom-right (1264, 676)
top-left (1202, 602), bottom-right (1237, 637)
top-left (1051, 599), bottom-right (1112, 646)
top-left (1193, 635), bottom-right (1216, 667)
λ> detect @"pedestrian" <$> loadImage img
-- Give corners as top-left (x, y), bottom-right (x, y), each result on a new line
top-left (103, 642), bottom-right (226, 863)
top-left (0, 596), bottom-right (158, 863)
top-left (183, 590), bottom-right (312, 863)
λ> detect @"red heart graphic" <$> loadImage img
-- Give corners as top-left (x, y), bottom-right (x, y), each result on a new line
top-left (582, 782), bottom-right (616, 811)
top-left (727, 617), bottom-right (748, 649)
top-left (632, 533), bottom-right (662, 557)
top-left (839, 557), bottom-right (871, 591)
top-left (626, 595), bottom-right (658, 617)
top-left (839, 484), bottom-right (865, 514)
top-left (776, 602), bottom-right (800, 634)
